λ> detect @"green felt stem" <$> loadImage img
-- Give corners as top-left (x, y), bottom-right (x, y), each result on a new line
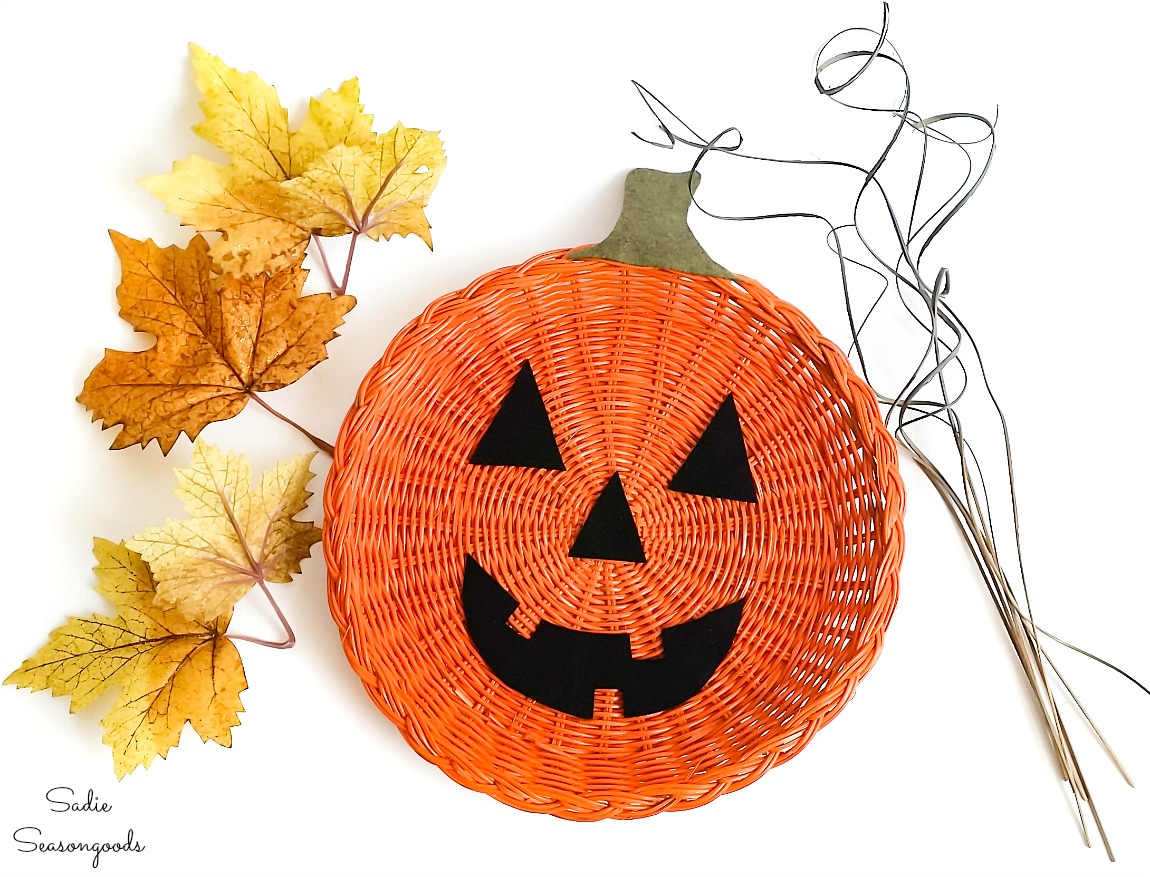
top-left (567, 168), bottom-right (733, 279)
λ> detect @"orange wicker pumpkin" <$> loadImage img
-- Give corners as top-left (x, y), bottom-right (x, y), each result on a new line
top-left (324, 169), bottom-right (904, 819)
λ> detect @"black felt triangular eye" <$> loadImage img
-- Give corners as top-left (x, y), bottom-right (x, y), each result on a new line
top-left (669, 394), bottom-right (757, 502)
top-left (470, 361), bottom-right (565, 470)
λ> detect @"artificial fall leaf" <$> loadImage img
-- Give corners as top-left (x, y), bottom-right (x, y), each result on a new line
top-left (143, 45), bottom-right (445, 276)
top-left (188, 45), bottom-right (376, 180)
top-left (276, 125), bottom-right (445, 247)
top-left (78, 231), bottom-right (354, 453)
top-left (127, 442), bottom-right (320, 624)
top-left (4, 539), bottom-right (247, 779)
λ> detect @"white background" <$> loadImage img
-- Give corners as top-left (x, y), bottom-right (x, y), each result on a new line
top-left (2, 2), bottom-right (1148, 875)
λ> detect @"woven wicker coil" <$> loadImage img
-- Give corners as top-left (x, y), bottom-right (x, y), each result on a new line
top-left (326, 167), bottom-right (906, 818)
top-left (324, 174), bottom-right (904, 819)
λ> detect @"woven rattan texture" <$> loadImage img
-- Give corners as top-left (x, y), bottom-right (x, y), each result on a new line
top-left (324, 249), bottom-right (904, 819)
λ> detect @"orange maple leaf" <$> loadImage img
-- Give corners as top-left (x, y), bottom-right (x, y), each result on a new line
top-left (79, 232), bottom-right (355, 453)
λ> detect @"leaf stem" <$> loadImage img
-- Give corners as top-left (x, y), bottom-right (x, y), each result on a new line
top-left (310, 232), bottom-right (359, 297)
top-left (311, 234), bottom-right (340, 292)
top-left (338, 233), bottom-right (358, 295)
top-left (227, 581), bottom-right (297, 650)
top-left (248, 392), bottom-right (334, 455)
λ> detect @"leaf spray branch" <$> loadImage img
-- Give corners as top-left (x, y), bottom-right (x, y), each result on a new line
top-left (81, 43), bottom-right (444, 459)
top-left (12, 43), bottom-right (445, 779)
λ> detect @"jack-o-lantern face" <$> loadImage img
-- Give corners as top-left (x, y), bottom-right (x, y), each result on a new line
top-left (463, 362), bottom-right (752, 719)
top-left (325, 173), bottom-right (903, 820)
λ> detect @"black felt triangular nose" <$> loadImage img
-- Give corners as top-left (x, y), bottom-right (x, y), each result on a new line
top-left (669, 394), bottom-right (757, 503)
top-left (569, 473), bottom-right (646, 563)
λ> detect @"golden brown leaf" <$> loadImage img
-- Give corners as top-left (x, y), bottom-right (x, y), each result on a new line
top-left (4, 539), bottom-right (247, 779)
top-left (142, 46), bottom-right (444, 275)
top-left (127, 442), bottom-right (321, 623)
top-left (78, 232), bottom-right (355, 453)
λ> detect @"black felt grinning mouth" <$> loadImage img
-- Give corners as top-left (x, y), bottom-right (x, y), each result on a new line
top-left (461, 555), bottom-right (745, 719)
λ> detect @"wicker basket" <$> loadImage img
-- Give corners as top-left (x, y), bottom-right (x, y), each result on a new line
top-left (324, 170), bottom-right (904, 819)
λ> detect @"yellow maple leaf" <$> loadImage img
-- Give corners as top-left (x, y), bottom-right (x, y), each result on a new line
top-left (280, 125), bottom-right (445, 247)
top-left (78, 231), bottom-right (354, 453)
top-left (4, 539), bottom-right (247, 779)
top-left (127, 442), bottom-right (320, 623)
top-left (141, 158), bottom-right (311, 277)
top-left (143, 45), bottom-right (444, 276)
